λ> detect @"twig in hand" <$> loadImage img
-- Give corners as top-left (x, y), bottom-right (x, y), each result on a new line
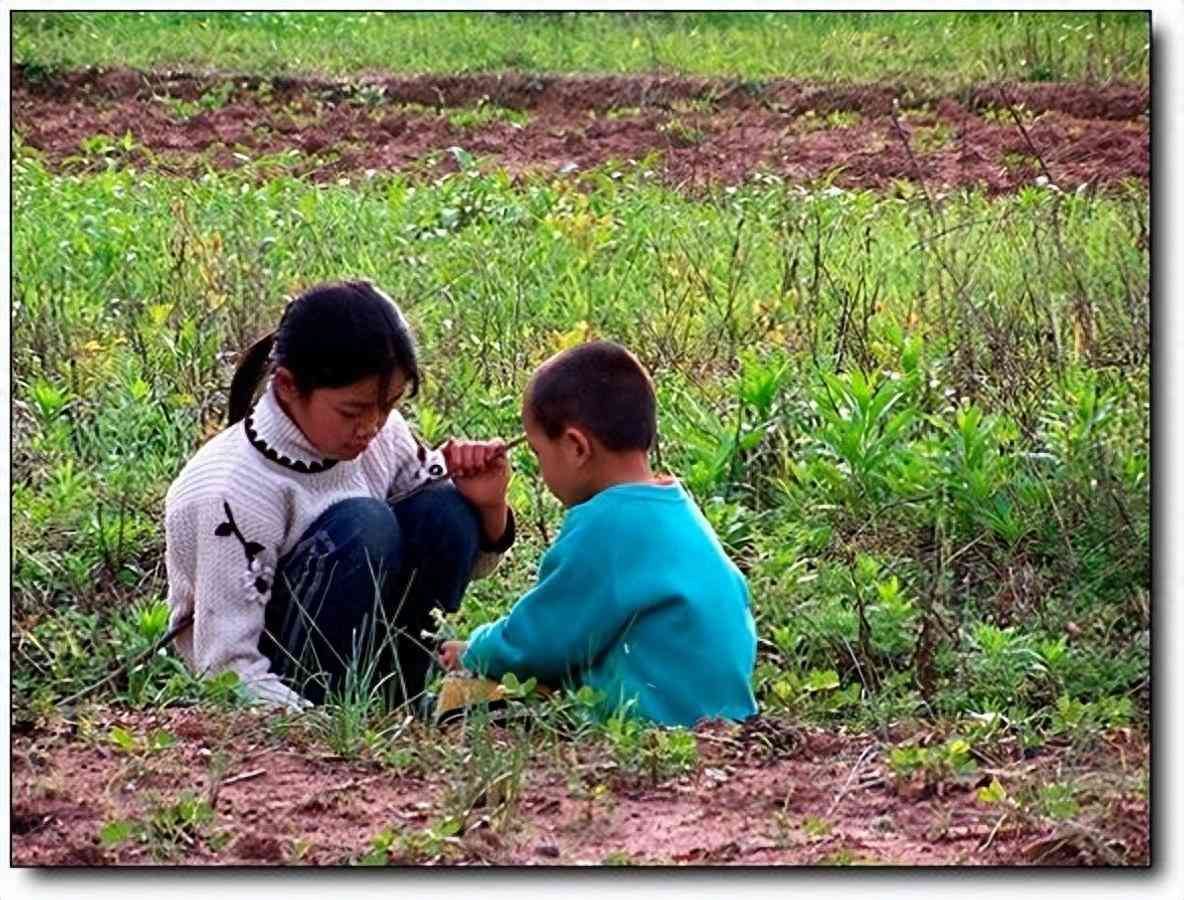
top-left (396, 433), bottom-right (528, 503)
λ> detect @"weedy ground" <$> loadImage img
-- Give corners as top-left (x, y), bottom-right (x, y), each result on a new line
top-left (10, 11), bottom-right (1149, 866)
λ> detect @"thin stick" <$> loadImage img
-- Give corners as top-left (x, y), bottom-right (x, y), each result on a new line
top-left (222, 768), bottom-right (267, 787)
top-left (887, 102), bottom-right (937, 220)
top-left (56, 614), bottom-right (195, 708)
top-left (978, 813), bottom-right (1009, 852)
top-left (499, 433), bottom-right (529, 452)
top-left (1003, 91), bottom-right (1058, 189)
top-left (825, 743), bottom-right (879, 818)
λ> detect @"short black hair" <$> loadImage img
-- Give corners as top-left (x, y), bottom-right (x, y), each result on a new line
top-left (527, 341), bottom-right (656, 452)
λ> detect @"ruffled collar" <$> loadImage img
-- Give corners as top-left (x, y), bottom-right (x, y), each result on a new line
top-left (242, 385), bottom-right (339, 475)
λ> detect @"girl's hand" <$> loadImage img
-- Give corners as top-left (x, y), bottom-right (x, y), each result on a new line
top-left (441, 439), bottom-right (511, 511)
top-left (439, 640), bottom-right (469, 672)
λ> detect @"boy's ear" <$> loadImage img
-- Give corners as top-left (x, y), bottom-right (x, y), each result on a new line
top-left (562, 426), bottom-right (593, 466)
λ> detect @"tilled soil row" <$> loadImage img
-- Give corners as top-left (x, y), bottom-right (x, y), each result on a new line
top-left (12, 67), bottom-right (1149, 193)
top-left (13, 65), bottom-right (1151, 119)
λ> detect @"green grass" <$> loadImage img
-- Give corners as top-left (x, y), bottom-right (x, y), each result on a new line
top-left (12, 142), bottom-right (1149, 744)
top-left (13, 11), bottom-right (1149, 84)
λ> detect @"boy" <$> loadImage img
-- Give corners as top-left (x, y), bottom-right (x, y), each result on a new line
top-left (440, 341), bottom-right (758, 727)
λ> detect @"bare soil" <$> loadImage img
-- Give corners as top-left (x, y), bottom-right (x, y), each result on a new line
top-left (11, 707), bottom-right (1148, 867)
top-left (12, 67), bottom-right (1149, 192)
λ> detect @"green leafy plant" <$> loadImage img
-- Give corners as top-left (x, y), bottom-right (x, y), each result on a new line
top-left (802, 814), bottom-right (833, 837)
top-left (935, 404), bottom-right (1026, 544)
top-left (887, 737), bottom-right (978, 791)
top-left (99, 792), bottom-right (221, 860)
top-left (766, 667), bottom-right (860, 717)
top-left (801, 368), bottom-right (919, 506)
top-left (600, 713), bottom-right (698, 782)
top-left (1036, 782), bottom-right (1080, 820)
top-left (446, 98), bottom-right (530, 130)
top-left (912, 122), bottom-right (954, 153)
top-left (357, 817), bottom-right (463, 865)
top-left (977, 777), bottom-right (1008, 805)
top-left (967, 623), bottom-right (1046, 705)
top-left (108, 725), bottom-right (177, 755)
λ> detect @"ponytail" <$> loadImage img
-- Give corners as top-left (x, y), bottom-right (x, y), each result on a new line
top-left (225, 281), bottom-right (420, 427)
top-left (227, 330), bottom-right (276, 425)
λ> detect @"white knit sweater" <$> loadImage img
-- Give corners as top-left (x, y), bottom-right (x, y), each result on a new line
top-left (164, 384), bottom-right (509, 709)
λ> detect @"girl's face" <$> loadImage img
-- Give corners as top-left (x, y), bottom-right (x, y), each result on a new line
top-left (276, 369), bottom-right (408, 461)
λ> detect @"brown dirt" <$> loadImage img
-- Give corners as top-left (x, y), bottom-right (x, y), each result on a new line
top-left (12, 66), bottom-right (1148, 193)
top-left (11, 706), bottom-right (1148, 867)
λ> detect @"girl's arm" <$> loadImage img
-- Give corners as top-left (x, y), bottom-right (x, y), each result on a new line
top-left (169, 496), bottom-right (306, 709)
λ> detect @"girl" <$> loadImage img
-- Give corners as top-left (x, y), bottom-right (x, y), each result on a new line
top-left (164, 280), bottom-right (514, 710)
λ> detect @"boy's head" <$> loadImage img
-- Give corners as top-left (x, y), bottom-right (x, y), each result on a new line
top-left (523, 341), bottom-right (656, 506)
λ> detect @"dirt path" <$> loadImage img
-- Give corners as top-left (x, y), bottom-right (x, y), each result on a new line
top-left (11, 707), bottom-right (1148, 866)
top-left (12, 67), bottom-right (1148, 192)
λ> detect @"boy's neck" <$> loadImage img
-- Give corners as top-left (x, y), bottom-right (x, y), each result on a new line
top-left (580, 452), bottom-right (658, 500)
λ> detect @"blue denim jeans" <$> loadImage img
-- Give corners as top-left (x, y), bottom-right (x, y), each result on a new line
top-left (259, 484), bottom-right (481, 706)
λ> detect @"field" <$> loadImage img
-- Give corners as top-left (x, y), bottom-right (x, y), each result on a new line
top-left (10, 12), bottom-right (1150, 867)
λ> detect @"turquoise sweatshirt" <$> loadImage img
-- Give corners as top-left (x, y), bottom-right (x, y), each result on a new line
top-left (462, 480), bottom-right (758, 727)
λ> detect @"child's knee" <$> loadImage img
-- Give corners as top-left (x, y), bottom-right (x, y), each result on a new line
top-left (401, 485), bottom-right (481, 563)
top-left (323, 497), bottom-right (403, 575)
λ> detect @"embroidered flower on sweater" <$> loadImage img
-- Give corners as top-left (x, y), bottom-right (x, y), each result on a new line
top-left (241, 559), bottom-right (275, 602)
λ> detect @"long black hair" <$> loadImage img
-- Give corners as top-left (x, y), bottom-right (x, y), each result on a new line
top-left (227, 280), bottom-right (420, 425)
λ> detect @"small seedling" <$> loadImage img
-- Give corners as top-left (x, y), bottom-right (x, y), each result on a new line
top-left (977, 778), bottom-right (1008, 805)
top-left (1037, 783), bottom-right (1080, 820)
top-left (357, 816), bottom-right (463, 865)
top-left (446, 98), bottom-right (530, 130)
top-left (602, 850), bottom-right (635, 866)
top-left (802, 815), bottom-right (833, 838)
top-left (912, 122), bottom-right (954, 153)
top-left (657, 118), bottom-right (705, 146)
top-left (108, 726), bottom-right (177, 755)
top-left (286, 838), bottom-right (313, 864)
top-left (887, 737), bottom-right (979, 793)
top-left (98, 791), bottom-right (222, 860)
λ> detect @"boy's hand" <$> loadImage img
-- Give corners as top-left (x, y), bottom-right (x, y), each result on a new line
top-left (442, 439), bottom-right (511, 511)
top-left (439, 641), bottom-right (469, 672)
